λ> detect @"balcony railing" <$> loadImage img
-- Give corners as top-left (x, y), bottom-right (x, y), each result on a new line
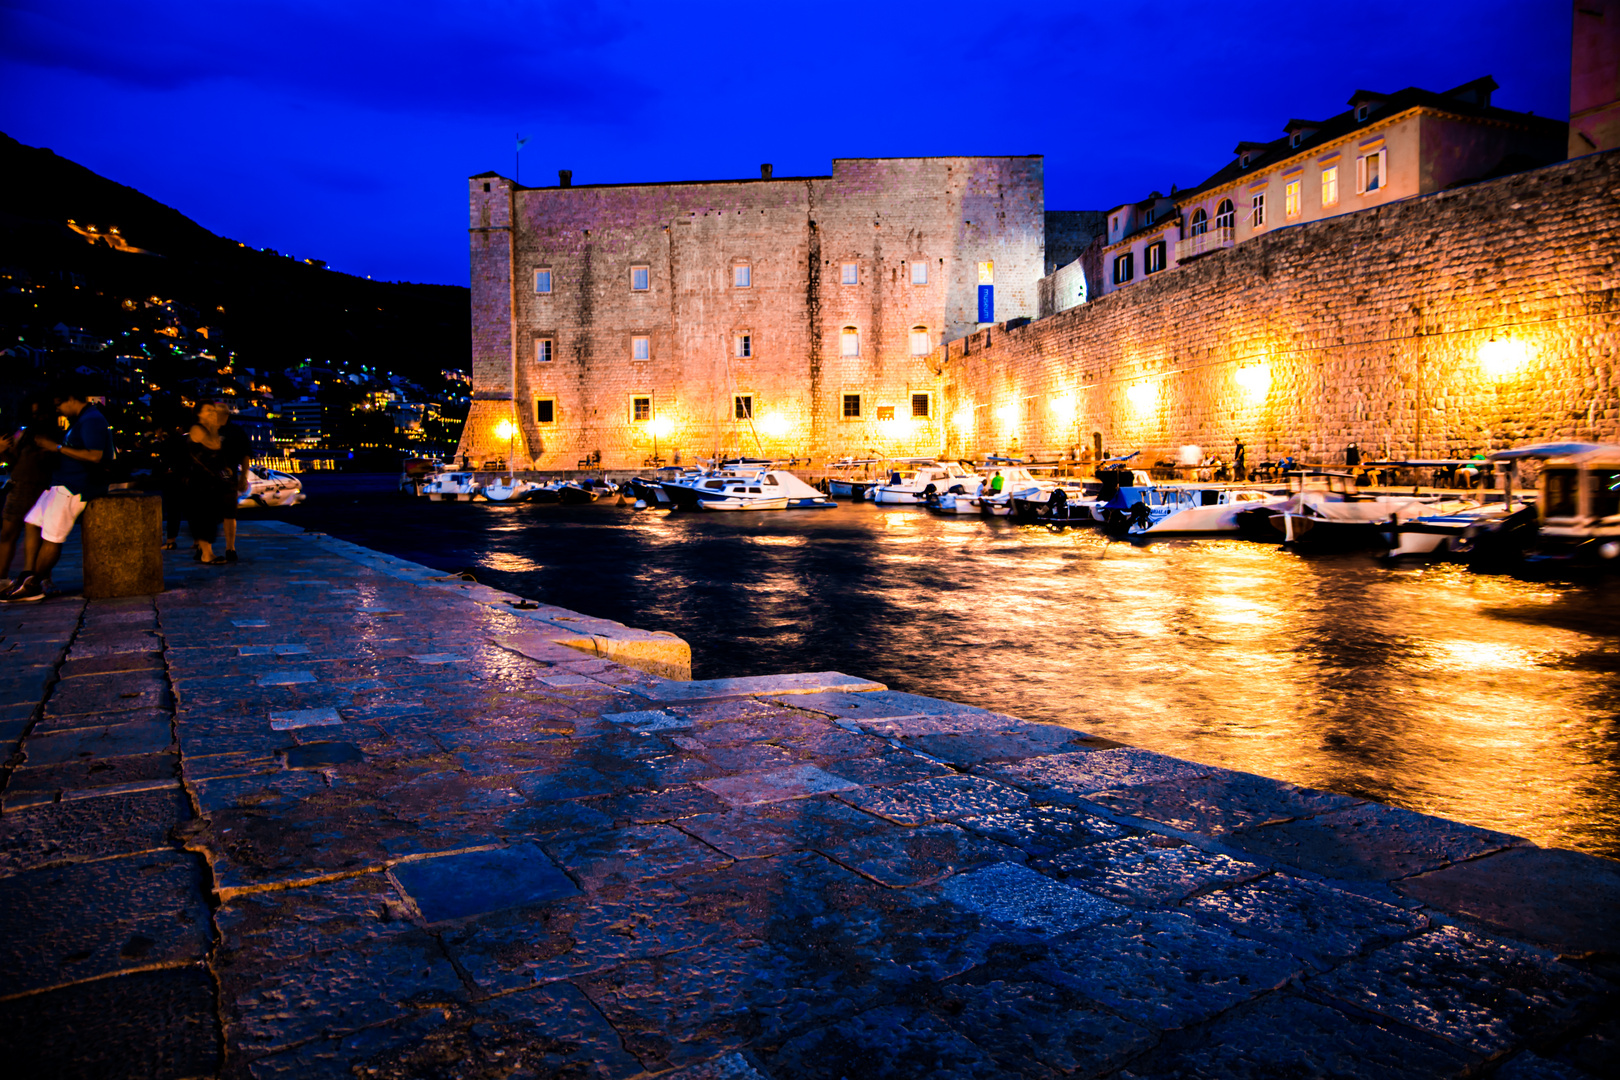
top-left (1174, 226), bottom-right (1236, 263)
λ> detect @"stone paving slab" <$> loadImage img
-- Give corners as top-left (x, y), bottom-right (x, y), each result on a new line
top-left (2, 521), bottom-right (1616, 1079)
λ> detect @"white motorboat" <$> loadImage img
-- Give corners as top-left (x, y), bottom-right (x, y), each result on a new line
top-left (823, 458), bottom-right (884, 499)
top-left (871, 460), bottom-right (982, 505)
top-left (663, 464), bottom-right (834, 511)
top-left (237, 468), bottom-right (305, 508)
top-left (1140, 488), bottom-right (1287, 535)
top-left (1234, 472), bottom-right (1434, 548)
top-left (422, 471), bottom-right (483, 501)
top-left (482, 478), bottom-right (545, 503)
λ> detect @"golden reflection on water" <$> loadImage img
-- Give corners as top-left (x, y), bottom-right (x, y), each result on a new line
top-left (361, 497), bottom-right (1620, 858)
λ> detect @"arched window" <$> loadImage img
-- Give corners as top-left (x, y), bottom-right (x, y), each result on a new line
top-left (908, 326), bottom-right (931, 356)
top-left (840, 326), bottom-right (860, 358)
top-left (1190, 208), bottom-right (1208, 236)
top-left (1215, 199), bottom-right (1235, 231)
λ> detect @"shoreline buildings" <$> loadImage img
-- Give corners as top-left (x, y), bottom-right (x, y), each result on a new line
top-left (459, 50), bottom-right (1612, 472)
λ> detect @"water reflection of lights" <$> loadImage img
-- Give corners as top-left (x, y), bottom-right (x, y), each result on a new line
top-left (482, 552), bottom-right (543, 573)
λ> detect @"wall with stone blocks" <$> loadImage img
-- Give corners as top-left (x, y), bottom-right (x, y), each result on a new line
top-left (458, 157), bottom-right (1046, 470)
top-left (937, 150), bottom-right (1620, 467)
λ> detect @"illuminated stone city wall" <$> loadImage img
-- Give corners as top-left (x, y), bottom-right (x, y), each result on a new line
top-left (938, 149), bottom-right (1620, 467)
top-left (459, 157), bottom-right (1046, 470)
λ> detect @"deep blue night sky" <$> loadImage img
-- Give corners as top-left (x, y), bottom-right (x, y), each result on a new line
top-left (0, 1), bottom-right (1572, 286)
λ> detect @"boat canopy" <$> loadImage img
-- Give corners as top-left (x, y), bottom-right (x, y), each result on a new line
top-left (1487, 442), bottom-right (1619, 462)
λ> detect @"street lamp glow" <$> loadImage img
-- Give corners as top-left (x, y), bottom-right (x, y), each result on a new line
top-left (1479, 338), bottom-right (1528, 378)
top-left (494, 419), bottom-right (515, 441)
top-left (1127, 381), bottom-right (1158, 411)
top-left (650, 415), bottom-right (674, 438)
top-left (1049, 394), bottom-right (1075, 421)
top-left (953, 407), bottom-right (974, 430)
top-left (760, 412), bottom-right (789, 437)
top-left (1235, 364), bottom-right (1270, 397)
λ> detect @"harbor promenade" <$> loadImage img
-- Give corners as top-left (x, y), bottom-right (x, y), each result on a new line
top-left (0, 522), bottom-right (1616, 1079)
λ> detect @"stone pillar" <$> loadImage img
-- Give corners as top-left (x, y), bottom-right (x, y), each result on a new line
top-left (82, 492), bottom-right (163, 599)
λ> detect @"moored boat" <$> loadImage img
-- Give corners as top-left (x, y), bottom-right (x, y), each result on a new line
top-left (422, 471), bottom-right (482, 501)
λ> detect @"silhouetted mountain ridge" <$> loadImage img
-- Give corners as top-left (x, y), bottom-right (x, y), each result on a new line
top-left (0, 131), bottom-right (468, 381)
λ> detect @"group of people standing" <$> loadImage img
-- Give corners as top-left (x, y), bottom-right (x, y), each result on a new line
top-left (0, 390), bottom-right (251, 603)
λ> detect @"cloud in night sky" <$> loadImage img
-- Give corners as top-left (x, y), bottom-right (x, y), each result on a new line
top-left (0, 0), bottom-right (1573, 286)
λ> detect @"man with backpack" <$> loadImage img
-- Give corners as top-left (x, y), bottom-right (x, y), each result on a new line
top-left (2, 384), bottom-right (113, 603)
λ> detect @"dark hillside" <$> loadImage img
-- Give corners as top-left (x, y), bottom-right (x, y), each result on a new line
top-left (0, 132), bottom-right (468, 382)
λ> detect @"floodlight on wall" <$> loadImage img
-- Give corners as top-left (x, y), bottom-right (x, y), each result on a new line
top-left (953, 407), bottom-right (974, 431)
top-left (1127, 381), bottom-right (1158, 411)
top-left (650, 415), bottom-right (674, 438)
top-left (760, 412), bottom-right (789, 437)
top-left (494, 419), bottom-right (515, 441)
top-left (996, 404), bottom-right (1018, 425)
top-left (1478, 336), bottom-right (1528, 378)
top-left (1235, 364), bottom-right (1271, 397)
top-left (1049, 394), bottom-right (1076, 422)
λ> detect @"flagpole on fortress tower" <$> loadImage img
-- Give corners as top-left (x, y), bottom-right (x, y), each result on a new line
top-left (515, 134), bottom-right (528, 184)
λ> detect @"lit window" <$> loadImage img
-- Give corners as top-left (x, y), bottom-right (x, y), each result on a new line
top-left (977, 260), bottom-right (994, 284)
top-left (911, 393), bottom-right (931, 419)
top-left (734, 264), bottom-right (751, 288)
top-left (910, 262), bottom-right (927, 285)
top-left (632, 396), bottom-right (651, 421)
top-left (840, 327), bottom-right (859, 357)
top-left (535, 338), bottom-right (553, 363)
top-left (536, 399), bottom-right (555, 424)
top-left (1357, 148), bottom-right (1387, 194)
top-left (1285, 178), bottom-right (1301, 218)
top-left (842, 394), bottom-right (861, 418)
top-left (1251, 192), bottom-right (1266, 228)
top-left (630, 265), bottom-right (650, 291)
top-left (1112, 253), bottom-right (1133, 284)
top-left (1190, 208), bottom-right (1207, 236)
top-left (909, 326), bottom-right (931, 356)
top-left (734, 395), bottom-right (753, 420)
top-left (876, 405), bottom-right (895, 420)
top-left (735, 333), bottom-right (751, 358)
top-left (534, 268), bottom-right (552, 294)
top-left (840, 263), bottom-right (858, 285)
top-left (631, 335), bottom-right (650, 361)
top-left (1215, 199), bottom-right (1235, 230)
top-left (1322, 165), bottom-right (1339, 207)
top-left (1144, 242), bottom-right (1166, 274)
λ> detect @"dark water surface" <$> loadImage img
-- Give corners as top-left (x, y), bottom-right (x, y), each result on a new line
top-left (266, 473), bottom-right (1620, 858)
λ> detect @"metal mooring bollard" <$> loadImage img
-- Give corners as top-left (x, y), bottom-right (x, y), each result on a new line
top-left (81, 491), bottom-right (164, 599)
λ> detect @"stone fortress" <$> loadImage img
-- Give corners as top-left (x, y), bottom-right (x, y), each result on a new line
top-left (458, 12), bottom-right (1620, 471)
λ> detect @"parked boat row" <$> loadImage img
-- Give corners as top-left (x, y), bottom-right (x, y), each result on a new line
top-left (419, 471), bottom-right (619, 504)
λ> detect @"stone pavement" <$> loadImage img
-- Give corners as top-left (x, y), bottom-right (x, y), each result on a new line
top-left (1, 522), bottom-right (1617, 1079)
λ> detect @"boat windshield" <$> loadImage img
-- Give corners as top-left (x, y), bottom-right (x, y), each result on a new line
top-left (1543, 468), bottom-right (1579, 517)
top-left (1591, 469), bottom-right (1620, 519)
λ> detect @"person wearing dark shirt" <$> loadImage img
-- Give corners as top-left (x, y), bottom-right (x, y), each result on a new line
top-left (213, 404), bottom-right (252, 562)
top-left (0, 393), bottom-right (56, 591)
top-left (1234, 440), bottom-right (1247, 483)
top-left (4, 386), bottom-right (113, 603)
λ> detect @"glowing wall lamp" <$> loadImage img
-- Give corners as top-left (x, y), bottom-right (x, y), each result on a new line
top-left (953, 407), bottom-right (974, 431)
top-left (1478, 337), bottom-right (1528, 378)
top-left (1049, 394), bottom-right (1076, 421)
top-left (649, 415), bottom-right (674, 438)
top-left (759, 412), bottom-right (789, 437)
top-left (494, 418), bottom-right (516, 472)
top-left (995, 404), bottom-right (1018, 425)
top-left (1235, 364), bottom-right (1270, 397)
top-left (1126, 381), bottom-right (1158, 411)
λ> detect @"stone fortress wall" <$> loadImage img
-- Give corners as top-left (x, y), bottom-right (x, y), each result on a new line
top-left (461, 157), bottom-right (1046, 470)
top-left (936, 149), bottom-right (1620, 467)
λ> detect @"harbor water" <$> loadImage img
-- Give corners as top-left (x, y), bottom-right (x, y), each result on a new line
top-left (268, 473), bottom-right (1620, 859)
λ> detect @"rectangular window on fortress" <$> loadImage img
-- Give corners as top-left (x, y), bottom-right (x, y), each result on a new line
top-left (840, 263), bottom-right (858, 285)
top-left (1322, 165), bottom-right (1339, 207)
top-left (909, 328), bottom-right (931, 356)
top-left (1112, 253), bottom-right (1133, 285)
top-left (535, 338), bottom-right (553, 363)
top-left (840, 328), bottom-right (860, 357)
top-left (734, 264), bottom-right (751, 288)
top-left (1356, 149), bottom-right (1387, 194)
top-left (735, 333), bottom-right (752, 359)
top-left (910, 262), bottom-right (928, 285)
top-left (631, 265), bottom-right (650, 291)
top-left (842, 394), bottom-right (861, 419)
top-left (1251, 192), bottom-right (1266, 228)
top-left (534, 269), bottom-right (552, 294)
top-left (734, 395), bottom-right (753, 420)
top-left (536, 399), bottom-right (555, 424)
top-left (631, 336), bottom-right (650, 361)
top-left (1285, 179), bottom-right (1302, 219)
top-left (633, 397), bottom-right (651, 422)
top-left (911, 393), bottom-right (931, 419)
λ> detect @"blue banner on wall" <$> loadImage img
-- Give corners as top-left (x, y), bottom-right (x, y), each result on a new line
top-left (977, 284), bottom-right (994, 323)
